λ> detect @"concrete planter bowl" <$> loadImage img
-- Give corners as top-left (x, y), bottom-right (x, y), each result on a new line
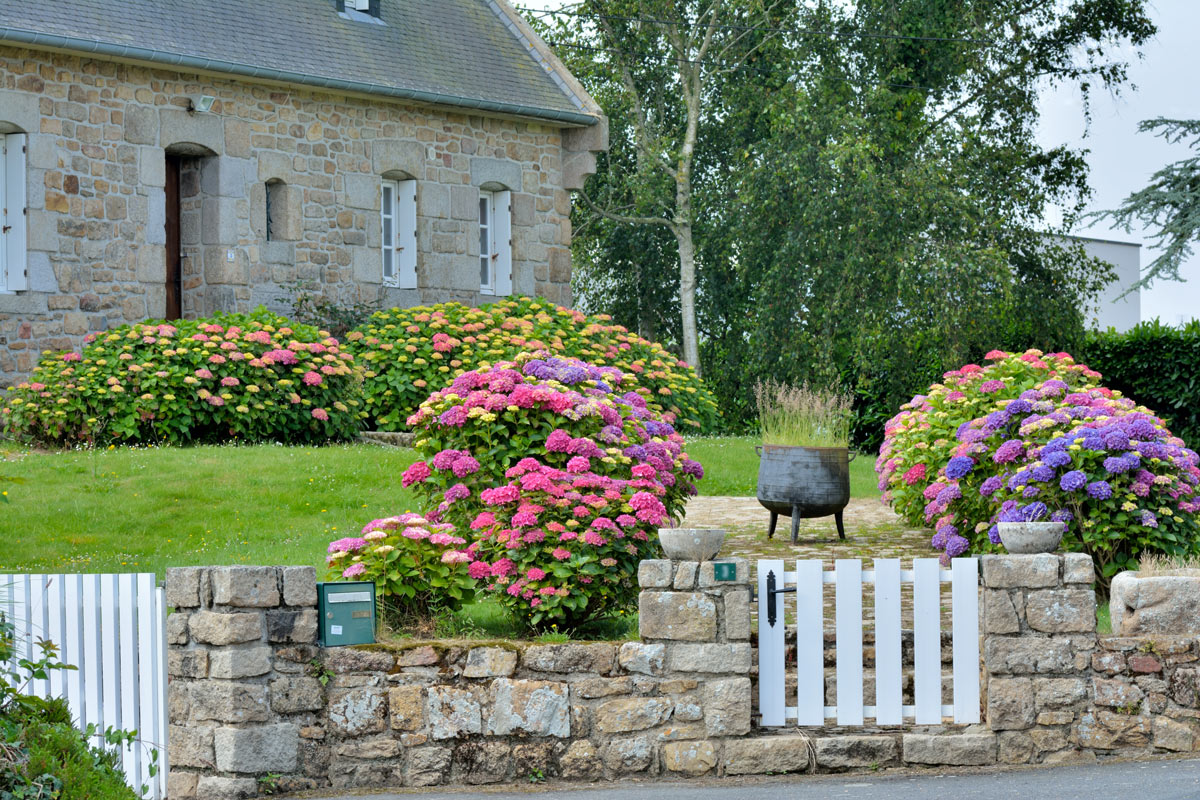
top-left (997, 521), bottom-right (1064, 554)
top-left (658, 528), bottom-right (726, 562)
top-left (1111, 570), bottom-right (1200, 635)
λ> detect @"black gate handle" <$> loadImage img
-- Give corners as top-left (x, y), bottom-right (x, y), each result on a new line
top-left (765, 569), bottom-right (795, 629)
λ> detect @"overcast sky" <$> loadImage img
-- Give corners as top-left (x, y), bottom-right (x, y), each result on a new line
top-left (520, 0), bottom-right (1199, 324)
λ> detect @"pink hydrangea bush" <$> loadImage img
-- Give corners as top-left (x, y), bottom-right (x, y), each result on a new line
top-left (402, 352), bottom-right (704, 628)
top-left (325, 512), bottom-right (476, 620)
top-left (2, 310), bottom-right (362, 444)
top-left (466, 458), bottom-right (668, 627)
top-left (404, 352), bottom-right (703, 528)
top-left (877, 349), bottom-right (1200, 576)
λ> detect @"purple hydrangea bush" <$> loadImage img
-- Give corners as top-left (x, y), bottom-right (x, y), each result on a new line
top-left (877, 349), bottom-right (1200, 577)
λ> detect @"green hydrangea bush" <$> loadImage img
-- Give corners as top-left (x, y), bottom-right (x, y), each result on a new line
top-left (2, 310), bottom-right (363, 445)
top-left (345, 296), bottom-right (721, 433)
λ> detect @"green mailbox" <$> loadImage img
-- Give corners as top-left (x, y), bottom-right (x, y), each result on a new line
top-left (317, 582), bottom-right (376, 647)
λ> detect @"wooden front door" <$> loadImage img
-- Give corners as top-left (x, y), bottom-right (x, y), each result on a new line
top-left (164, 155), bottom-right (182, 320)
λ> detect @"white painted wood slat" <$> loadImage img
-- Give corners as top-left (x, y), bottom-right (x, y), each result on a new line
top-left (757, 559), bottom-right (786, 727)
top-left (952, 558), bottom-right (981, 723)
top-left (912, 558), bottom-right (943, 724)
top-left (873, 558), bottom-right (903, 725)
top-left (835, 559), bottom-right (864, 725)
top-left (794, 559), bottom-right (824, 726)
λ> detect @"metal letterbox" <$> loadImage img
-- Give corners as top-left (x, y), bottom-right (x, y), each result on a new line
top-left (317, 582), bottom-right (376, 646)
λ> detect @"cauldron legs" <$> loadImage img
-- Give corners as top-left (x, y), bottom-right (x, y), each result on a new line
top-left (767, 511), bottom-right (779, 540)
top-left (835, 510), bottom-right (846, 540)
top-left (790, 504), bottom-right (801, 544)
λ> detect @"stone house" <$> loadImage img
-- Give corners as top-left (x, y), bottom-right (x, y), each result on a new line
top-left (0, 0), bottom-right (606, 380)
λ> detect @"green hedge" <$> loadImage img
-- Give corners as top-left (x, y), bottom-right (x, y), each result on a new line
top-left (1081, 319), bottom-right (1200, 446)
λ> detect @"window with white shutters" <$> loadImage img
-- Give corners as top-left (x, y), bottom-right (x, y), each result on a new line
top-left (480, 189), bottom-right (512, 296)
top-left (381, 178), bottom-right (417, 289)
top-left (1, 132), bottom-right (28, 292)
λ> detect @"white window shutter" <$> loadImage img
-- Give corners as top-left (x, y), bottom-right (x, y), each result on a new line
top-left (3, 133), bottom-right (27, 292)
top-left (493, 190), bottom-right (512, 296)
top-left (397, 179), bottom-right (418, 289)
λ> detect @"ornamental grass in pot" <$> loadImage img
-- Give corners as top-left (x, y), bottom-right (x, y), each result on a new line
top-left (754, 379), bottom-right (854, 543)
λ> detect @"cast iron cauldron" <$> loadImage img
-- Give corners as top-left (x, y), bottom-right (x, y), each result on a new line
top-left (755, 445), bottom-right (852, 543)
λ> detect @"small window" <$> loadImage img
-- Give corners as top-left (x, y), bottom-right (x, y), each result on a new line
top-left (0, 132), bottom-right (28, 292)
top-left (479, 192), bottom-right (493, 293)
top-left (480, 189), bottom-right (512, 296)
top-left (265, 180), bottom-right (284, 242)
top-left (381, 178), bottom-right (417, 288)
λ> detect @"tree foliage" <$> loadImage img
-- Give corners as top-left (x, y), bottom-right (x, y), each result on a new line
top-left (1094, 118), bottom-right (1200, 289)
top-left (557, 0), bottom-right (1154, 443)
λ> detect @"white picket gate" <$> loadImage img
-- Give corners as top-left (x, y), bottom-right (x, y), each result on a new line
top-left (1, 573), bottom-right (168, 799)
top-left (757, 558), bottom-right (979, 727)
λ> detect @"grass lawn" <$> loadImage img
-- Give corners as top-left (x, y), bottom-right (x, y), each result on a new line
top-left (684, 435), bottom-right (880, 498)
top-left (0, 436), bottom-right (879, 578)
top-left (0, 443), bottom-right (420, 577)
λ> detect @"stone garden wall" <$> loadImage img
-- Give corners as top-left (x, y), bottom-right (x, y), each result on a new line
top-left (164, 555), bottom-right (1200, 797)
top-left (980, 552), bottom-right (1200, 763)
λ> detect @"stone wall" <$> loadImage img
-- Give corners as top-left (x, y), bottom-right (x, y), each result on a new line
top-left (0, 45), bottom-right (586, 382)
top-left (165, 556), bottom-right (1200, 797)
top-left (981, 553), bottom-right (1200, 763)
top-left (164, 560), bottom-right (755, 797)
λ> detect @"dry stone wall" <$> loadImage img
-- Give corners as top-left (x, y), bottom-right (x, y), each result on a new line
top-left (165, 555), bottom-right (1200, 797)
top-left (981, 553), bottom-right (1200, 764)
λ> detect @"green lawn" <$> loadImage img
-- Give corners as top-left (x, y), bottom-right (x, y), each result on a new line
top-left (0, 436), bottom-right (879, 578)
top-left (0, 443), bottom-right (420, 577)
top-left (684, 435), bottom-right (880, 498)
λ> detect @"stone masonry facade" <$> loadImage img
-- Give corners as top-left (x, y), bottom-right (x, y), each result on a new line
top-left (165, 555), bottom-right (1200, 797)
top-left (981, 552), bottom-right (1200, 763)
top-left (0, 44), bottom-right (592, 383)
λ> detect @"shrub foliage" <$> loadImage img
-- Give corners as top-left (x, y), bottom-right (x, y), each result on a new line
top-left (2, 310), bottom-right (363, 445)
top-left (877, 349), bottom-right (1200, 578)
top-left (345, 296), bottom-right (720, 434)
top-left (1082, 319), bottom-right (1200, 447)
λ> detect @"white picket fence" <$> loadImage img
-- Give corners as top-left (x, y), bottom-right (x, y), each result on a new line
top-left (1, 573), bottom-right (168, 798)
top-left (757, 558), bottom-right (980, 727)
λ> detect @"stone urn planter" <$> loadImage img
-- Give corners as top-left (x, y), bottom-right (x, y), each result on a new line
top-left (1111, 570), bottom-right (1200, 635)
top-left (658, 528), bottom-right (726, 562)
top-left (755, 445), bottom-right (851, 543)
top-left (996, 521), bottom-right (1064, 554)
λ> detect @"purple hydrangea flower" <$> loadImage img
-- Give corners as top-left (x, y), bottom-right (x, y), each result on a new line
top-left (1042, 450), bottom-right (1072, 468)
top-left (1050, 509), bottom-right (1074, 523)
top-left (1006, 399), bottom-right (1033, 415)
top-left (980, 476), bottom-right (1003, 496)
top-left (1030, 465), bottom-right (1055, 482)
top-left (988, 525), bottom-right (1001, 544)
top-left (1086, 481), bottom-right (1113, 500)
top-left (1060, 470), bottom-right (1087, 492)
top-left (945, 456), bottom-right (975, 479)
top-left (1141, 510), bottom-right (1159, 528)
top-left (945, 534), bottom-right (970, 558)
top-left (1022, 485), bottom-right (1041, 498)
top-left (994, 440), bottom-right (1024, 464)
top-left (1103, 456), bottom-right (1135, 475)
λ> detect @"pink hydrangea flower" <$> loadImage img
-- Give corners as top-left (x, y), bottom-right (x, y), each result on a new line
top-left (402, 461), bottom-right (432, 487)
top-left (303, 371), bottom-right (323, 386)
top-left (311, 408), bottom-right (329, 421)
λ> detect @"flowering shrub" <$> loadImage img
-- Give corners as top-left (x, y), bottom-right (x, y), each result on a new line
top-left (465, 458), bottom-right (666, 627)
top-left (401, 352), bottom-right (704, 627)
top-left (345, 296), bottom-right (721, 433)
top-left (877, 349), bottom-right (1200, 577)
top-left (2, 310), bottom-right (363, 445)
top-left (325, 512), bottom-right (476, 619)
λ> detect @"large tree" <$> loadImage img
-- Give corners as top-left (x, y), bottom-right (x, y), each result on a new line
top-left (556, 0), bottom-right (1154, 436)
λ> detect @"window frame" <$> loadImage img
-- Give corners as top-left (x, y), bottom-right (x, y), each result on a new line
top-left (1, 132), bottom-right (28, 293)
top-left (381, 177), bottom-right (417, 289)
top-left (479, 191), bottom-right (494, 294)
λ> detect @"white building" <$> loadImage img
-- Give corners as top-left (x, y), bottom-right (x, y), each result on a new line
top-left (1069, 235), bottom-right (1142, 332)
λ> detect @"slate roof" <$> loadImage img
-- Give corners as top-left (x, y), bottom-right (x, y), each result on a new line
top-left (0, 0), bottom-right (596, 125)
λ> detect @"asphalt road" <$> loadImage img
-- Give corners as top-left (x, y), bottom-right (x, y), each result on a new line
top-left (305, 757), bottom-right (1200, 800)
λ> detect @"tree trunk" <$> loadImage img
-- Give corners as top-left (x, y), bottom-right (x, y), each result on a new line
top-left (675, 223), bottom-right (701, 375)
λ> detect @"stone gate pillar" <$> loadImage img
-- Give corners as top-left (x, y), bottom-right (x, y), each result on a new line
top-left (980, 553), bottom-right (1097, 764)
